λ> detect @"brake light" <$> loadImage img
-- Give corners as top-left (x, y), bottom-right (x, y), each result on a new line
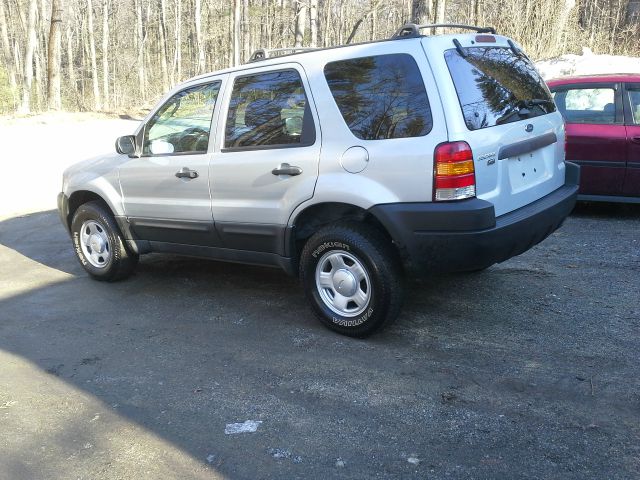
top-left (433, 141), bottom-right (476, 201)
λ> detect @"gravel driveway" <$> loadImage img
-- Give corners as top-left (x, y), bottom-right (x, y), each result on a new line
top-left (0, 201), bottom-right (638, 479)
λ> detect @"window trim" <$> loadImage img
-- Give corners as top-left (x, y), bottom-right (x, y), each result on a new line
top-left (323, 52), bottom-right (434, 141)
top-left (550, 82), bottom-right (624, 125)
top-left (220, 67), bottom-right (317, 153)
top-left (622, 82), bottom-right (640, 126)
top-left (140, 79), bottom-right (223, 158)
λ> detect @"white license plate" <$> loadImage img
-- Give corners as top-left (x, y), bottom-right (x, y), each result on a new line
top-left (508, 153), bottom-right (547, 193)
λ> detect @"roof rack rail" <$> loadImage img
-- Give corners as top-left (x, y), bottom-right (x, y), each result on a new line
top-left (248, 47), bottom-right (318, 63)
top-left (392, 23), bottom-right (497, 38)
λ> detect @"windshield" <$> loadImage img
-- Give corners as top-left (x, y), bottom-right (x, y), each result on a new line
top-left (444, 47), bottom-right (555, 131)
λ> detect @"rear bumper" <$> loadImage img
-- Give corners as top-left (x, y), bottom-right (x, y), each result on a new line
top-left (369, 162), bottom-right (579, 274)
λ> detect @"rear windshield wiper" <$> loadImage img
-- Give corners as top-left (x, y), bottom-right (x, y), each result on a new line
top-left (522, 98), bottom-right (555, 112)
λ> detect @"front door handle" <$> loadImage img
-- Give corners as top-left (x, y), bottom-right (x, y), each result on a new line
top-left (631, 136), bottom-right (640, 144)
top-left (175, 167), bottom-right (199, 179)
top-left (271, 163), bottom-right (302, 176)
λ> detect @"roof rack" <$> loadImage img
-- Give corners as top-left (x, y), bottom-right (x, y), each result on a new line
top-left (248, 47), bottom-right (318, 63)
top-left (392, 23), bottom-right (497, 38)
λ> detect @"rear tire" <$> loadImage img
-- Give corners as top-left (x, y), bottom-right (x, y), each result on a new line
top-left (299, 222), bottom-right (404, 337)
top-left (70, 201), bottom-right (138, 282)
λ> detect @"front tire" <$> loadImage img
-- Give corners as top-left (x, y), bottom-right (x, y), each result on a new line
top-left (70, 201), bottom-right (138, 281)
top-left (299, 222), bottom-right (404, 337)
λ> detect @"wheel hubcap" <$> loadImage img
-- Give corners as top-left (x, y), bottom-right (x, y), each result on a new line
top-left (80, 220), bottom-right (111, 268)
top-left (315, 250), bottom-right (371, 317)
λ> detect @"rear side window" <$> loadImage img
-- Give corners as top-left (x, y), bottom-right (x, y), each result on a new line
top-left (552, 87), bottom-right (616, 124)
top-left (627, 87), bottom-right (640, 124)
top-left (445, 47), bottom-right (555, 131)
top-left (224, 69), bottom-right (315, 149)
top-left (324, 54), bottom-right (433, 140)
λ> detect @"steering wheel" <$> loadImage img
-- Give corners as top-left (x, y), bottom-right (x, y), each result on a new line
top-left (177, 127), bottom-right (209, 152)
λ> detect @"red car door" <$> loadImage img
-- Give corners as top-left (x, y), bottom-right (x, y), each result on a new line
top-left (552, 82), bottom-right (627, 196)
top-left (623, 83), bottom-right (640, 197)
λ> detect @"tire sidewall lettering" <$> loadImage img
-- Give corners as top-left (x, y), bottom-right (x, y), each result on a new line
top-left (73, 231), bottom-right (88, 266)
top-left (332, 306), bottom-right (374, 327)
top-left (312, 241), bottom-right (350, 259)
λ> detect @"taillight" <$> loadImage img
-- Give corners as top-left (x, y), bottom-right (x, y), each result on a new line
top-left (433, 141), bottom-right (476, 201)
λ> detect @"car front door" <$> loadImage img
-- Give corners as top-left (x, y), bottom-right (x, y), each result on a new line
top-left (623, 82), bottom-right (640, 197)
top-left (209, 64), bottom-right (320, 255)
top-left (119, 78), bottom-right (225, 246)
top-left (552, 83), bottom-right (626, 197)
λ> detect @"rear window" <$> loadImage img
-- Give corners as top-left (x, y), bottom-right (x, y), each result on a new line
top-left (324, 54), bottom-right (433, 140)
top-left (445, 47), bottom-right (555, 131)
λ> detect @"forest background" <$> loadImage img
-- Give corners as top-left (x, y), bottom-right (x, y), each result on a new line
top-left (1, 0), bottom-right (639, 115)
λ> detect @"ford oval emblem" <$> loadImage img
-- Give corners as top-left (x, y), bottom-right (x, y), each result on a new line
top-left (525, 123), bottom-right (534, 132)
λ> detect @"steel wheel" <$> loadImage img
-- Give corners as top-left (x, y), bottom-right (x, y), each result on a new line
top-left (79, 220), bottom-right (111, 268)
top-left (315, 249), bottom-right (371, 317)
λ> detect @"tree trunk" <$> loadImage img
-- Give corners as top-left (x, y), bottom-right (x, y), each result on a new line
top-left (309, 0), bottom-right (318, 47)
top-left (66, 26), bottom-right (75, 87)
top-left (47, 0), bottom-right (63, 110)
top-left (435, 0), bottom-right (445, 24)
top-left (294, 0), bottom-right (306, 47)
top-left (87, 0), bottom-right (101, 110)
top-left (233, 0), bottom-right (240, 65)
top-left (135, 0), bottom-right (145, 98)
top-left (411, 0), bottom-right (432, 25)
top-left (158, 0), bottom-right (169, 89)
top-left (242, 0), bottom-right (249, 62)
top-left (0, 0), bottom-right (17, 101)
top-left (18, 0), bottom-right (38, 114)
top-left (173, 0), bottom-right (182, 81)
top-left (101, 0), bottom-right (109, 109)
top-left (195, 0), bottom-right (204, 72)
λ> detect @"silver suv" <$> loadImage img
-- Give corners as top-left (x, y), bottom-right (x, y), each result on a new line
top-left (58, 24), bottom-right (579, 337)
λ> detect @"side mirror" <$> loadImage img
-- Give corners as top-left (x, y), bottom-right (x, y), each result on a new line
top-left (115, 135), bottom-right (136, 155)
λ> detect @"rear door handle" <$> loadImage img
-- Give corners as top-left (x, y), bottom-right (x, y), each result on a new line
top-left (631, 136), bottom-right (640, 144)
top-left (175, 167), bottom-right (199, 179)
top-left (271, 163), bottom-right (302, 176)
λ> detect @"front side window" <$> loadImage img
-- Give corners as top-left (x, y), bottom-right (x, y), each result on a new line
top-left (628, 87), bottom-right (640, 124)
top-left (324, 54), bottom-right (433, 140)
top-left (445, 47), bottom-right (555, 130)
top-left (553, 87), bottom-right (616, 124)
top-left (143, 82), bottom-right (221, 155)
top-left (224, 69), bottom-right (314, 149)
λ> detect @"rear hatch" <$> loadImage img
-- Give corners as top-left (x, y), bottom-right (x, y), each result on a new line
top-left (423, 35), bottom-right (566, 217)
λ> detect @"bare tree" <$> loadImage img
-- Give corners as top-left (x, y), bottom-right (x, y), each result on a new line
top-left (135, 0), bottom-right (145, 97)
top-left (294, 0), bottom-right (306, 47)
top-left (435, 0), bottom-right (445, 23)
top-left (158, 0), bottom-right (169, 90)
top-left (101, 0), bottom-right (109, 109)
top-left (86, 0), bottom-right (101, 109)
top-left (18, 0), bottom-right (38, 114)
top-left (195, 0), bottom-right (204, 72)
top-left (309, 0), bottom-right (318, 47)
top-left (411, 0), bottom-right (432, 25)
top-left (47, 0), bottom-right (63, 110)
top-left (233, 0), bottom-right (240, 65)
top-left (0, 0), bottom-right (17, 104)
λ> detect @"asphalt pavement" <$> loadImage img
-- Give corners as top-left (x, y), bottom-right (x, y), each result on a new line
top-left (0, 203), bottom-right (638, 479)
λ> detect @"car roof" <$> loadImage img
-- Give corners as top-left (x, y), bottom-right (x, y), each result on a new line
top-left (547, 73), bottom-right (640, 86)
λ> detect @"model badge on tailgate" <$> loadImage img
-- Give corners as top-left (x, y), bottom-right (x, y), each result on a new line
top-left (478, 152), bottom-right (496, 166)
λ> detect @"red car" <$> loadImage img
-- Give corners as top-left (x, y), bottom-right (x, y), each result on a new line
top-left (548, 74), bottom-right (640, 202)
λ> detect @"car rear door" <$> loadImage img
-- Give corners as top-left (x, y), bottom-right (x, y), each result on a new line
top-left (623, 82), bottom-right (640, 197)
top-left (551, 82), bottom-right (627, 197)
top-left (432, 38), bottom-right (565, 217)
top-left (209, 63), bottom-right (321, 255)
